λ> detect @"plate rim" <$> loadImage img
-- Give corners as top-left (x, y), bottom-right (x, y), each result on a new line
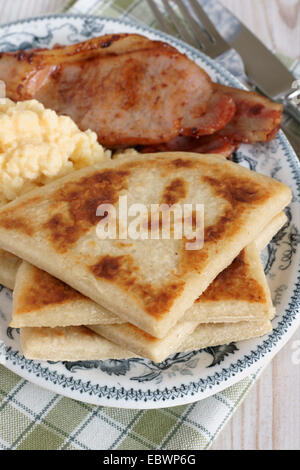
top-left (0, 13), bottom-right (299, 409)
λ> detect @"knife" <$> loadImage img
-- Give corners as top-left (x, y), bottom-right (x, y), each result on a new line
top-left (229, 20), bottom-right (300, 121)
top-left (198, 0), bottom-right (300, 125)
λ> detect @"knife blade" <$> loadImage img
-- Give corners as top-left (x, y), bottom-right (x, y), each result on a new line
top-left (229, 23), bottom-right (295, 99)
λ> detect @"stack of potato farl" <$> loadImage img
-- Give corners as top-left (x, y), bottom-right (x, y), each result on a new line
top-left (0, 152), bottom-right (292, 362)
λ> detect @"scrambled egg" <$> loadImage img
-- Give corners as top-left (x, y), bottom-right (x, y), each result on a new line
top-left (0, 98), bottom-right (110, 203)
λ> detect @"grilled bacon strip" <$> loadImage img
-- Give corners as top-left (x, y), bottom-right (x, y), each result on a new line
top-left (180, 87), bottom-right (236, 137)
top-left (0, 34), bottom-right (282, 149)
top-left (0, 34), bottom-right (213, 148)
top-left (215, 84), bottom-right (283, 143)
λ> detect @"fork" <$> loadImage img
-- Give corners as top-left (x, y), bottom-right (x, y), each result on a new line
top-left (147, 0), bottom-right (300, 154)
top-left (146, 1), bottom-right (251, 93)
top-left (147, 0), bottom-right (231, 59)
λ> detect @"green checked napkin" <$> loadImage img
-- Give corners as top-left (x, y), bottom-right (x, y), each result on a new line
top-left (0, 0), bottom-right (299, 451)
top-left (0, 364), bottom-right (263, 450)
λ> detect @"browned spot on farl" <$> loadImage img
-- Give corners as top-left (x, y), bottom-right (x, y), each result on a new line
top-left (198, 250), bottom-right (266, 303)
top-left (171, 158), bottom-right (195, 169)
top-left (203, 175), bottom-right (269, 205)
top-left (161, 178), bottom-right (187, 206)
top-left (0, 216), bottom-right (34, 236)
top-left (43, 169), bottom-right (129, 253)
top-left (202, 174), bottom-right (270, 244)
top-left (0, 196), bottom-right (43, 236)
top-left (89, 254), bottom-right (185, 317)
top-left (90, 255), bottom-right (133, 281)
top-left (16, 266), bottom-right (83, 315)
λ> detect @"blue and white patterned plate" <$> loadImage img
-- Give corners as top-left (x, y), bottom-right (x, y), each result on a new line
top-left (0, 15), bottom-right (299, 409)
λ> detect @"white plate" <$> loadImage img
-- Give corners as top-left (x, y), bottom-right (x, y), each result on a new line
top-left (0, 14), bottom-right (299, 409)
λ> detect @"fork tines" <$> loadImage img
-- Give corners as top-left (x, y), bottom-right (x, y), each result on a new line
top-left (147, 0), bottom-right (229, 58)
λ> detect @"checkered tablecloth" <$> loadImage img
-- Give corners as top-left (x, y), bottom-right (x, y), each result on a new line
top-left (0, 0), bottom-right (299, 450)
top-left (0, 364), bottom-right (263, 449)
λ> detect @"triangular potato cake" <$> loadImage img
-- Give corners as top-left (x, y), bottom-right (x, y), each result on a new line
top-left (0, 153), bottom-right (291, 337)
